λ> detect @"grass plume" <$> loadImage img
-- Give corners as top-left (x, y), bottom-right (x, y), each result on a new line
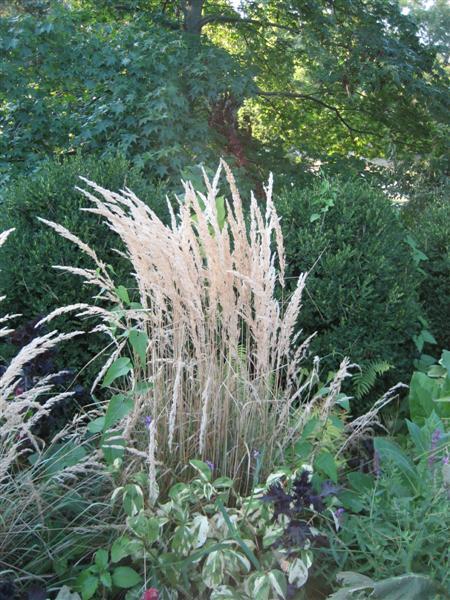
top-left (42, 161), bottom-right (350, 490)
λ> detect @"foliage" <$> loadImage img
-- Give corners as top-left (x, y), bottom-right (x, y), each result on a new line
top-left (276, 176), bottom-right (422, 399)
top-left (0, 229), bottom-right (113, 597)
top-left (1, 0), bottom-right (449, 189)
top-left (327, 571), bottom-right (446, 600)
top-left (404, 192), bottom-right (450, 354)
top-left (0, 6), bottom-right (252, 188)
top-left (408, 349), bottom-right (450, 424)
top-left (0, 154), bottom-right (168, 380)
top-left (72, 462), bottom-right (338, 600)
top-left (326, 413), bottom-right (450, 591)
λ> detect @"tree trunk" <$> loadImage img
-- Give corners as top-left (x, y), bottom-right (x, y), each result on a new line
top-left (183, 0), bottom-right (204, 35)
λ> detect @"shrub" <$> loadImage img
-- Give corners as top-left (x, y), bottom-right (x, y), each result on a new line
top-left (39, 162), bottom-right (351, 490)
top-left (404, 194), bottom-right (450, 354)
top-left (0, 154), bottom-right (169, 378)
top-left (275, 177), bottom-right (423, 401)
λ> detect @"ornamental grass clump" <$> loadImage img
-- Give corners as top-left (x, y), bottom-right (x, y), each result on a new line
top-left (41, 161), bottom-right (350, 489)
top-left (0, 228), bottom-right (83, 479)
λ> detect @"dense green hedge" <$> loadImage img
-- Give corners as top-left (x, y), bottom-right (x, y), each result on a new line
top-left (0, 154), bottom-right (169, 377)
top-left (276, 177), bottom-right (423, 396)
top-left (404, 193), bottom-right (450, 354)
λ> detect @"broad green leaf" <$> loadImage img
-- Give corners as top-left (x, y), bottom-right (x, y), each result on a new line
top-left (268, 570), bottom-right (287, 598)
top-left (288, 558), bottom-right (309, 588)
top-left (129, 329), bottom-right (148, 365)
top-left (111, 567), bottom-right (142, 589)
top-left (192, 514), bottom-right (209, 548)
top-left (104, 394), bottom-right (133, 430)
top-left (54, 587), bottom-right (82, 600)
top-left (202, 550), bottom-right (226, 588)
top-left (373, 438), bottom-right (417, 487)
top-left (440, 350), bottom-right (450, 377)
top-left (99, 571), bottom-right (112, 589)
top-left (190, 459), bottom-right (212, 482)
top-left (94, 549), bottom-right (108, 571)
top-left (372, 573), bottom-right (441, 599)
top-left (75, 571), bottom-right (98, 600)
top-left (101, 431), bottom-right (125, 465)
top-left (102, 357), bottom-right (132, 387)
top-left (315, 450), bottom-right (338, 483)
top-left (87, 416), bottom-right (105, 434)
top-left (115, 285), bottom-right (130, 305)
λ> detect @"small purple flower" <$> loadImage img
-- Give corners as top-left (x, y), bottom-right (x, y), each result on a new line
top-left (205, 460), bottom-right (215, 471)
top-left (334, 507), bottom-right (345, 530)
top-left (252, 449), bottom-right (261, 460)
top-left (429, 428), bottom-right (442, 467)
top-left (144, 416), bottom-right (153, 430)
top-left (443, 455), bottom-right (449, 466)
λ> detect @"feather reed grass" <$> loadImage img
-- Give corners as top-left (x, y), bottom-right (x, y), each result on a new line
top-left (0, 230), bottom-right (116, 585)
top-left (41, 161), bottom-right (350, 490)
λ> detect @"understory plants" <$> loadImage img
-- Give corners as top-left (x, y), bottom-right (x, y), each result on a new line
top-left (404, 192), bottom-right (450, 355)
top-left (322, 412), bottom-right (450, 596)
top-left (73, 461), bottom-right (341, 600)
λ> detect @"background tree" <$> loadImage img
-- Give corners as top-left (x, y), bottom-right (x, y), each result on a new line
top-left (1, 0), bottom-right (448, 189)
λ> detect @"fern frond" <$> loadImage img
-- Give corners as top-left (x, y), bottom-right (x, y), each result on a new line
top-left (353, 360), bottom-right (392, 399)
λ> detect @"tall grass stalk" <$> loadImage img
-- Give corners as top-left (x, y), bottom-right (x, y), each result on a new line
top-left (0, 229), bottom-right (114, 585)
top-left (41, 161), bottom-right (350, 489)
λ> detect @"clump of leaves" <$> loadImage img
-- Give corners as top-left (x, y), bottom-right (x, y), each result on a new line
top-left (72, 461), bottom-right (340, 600)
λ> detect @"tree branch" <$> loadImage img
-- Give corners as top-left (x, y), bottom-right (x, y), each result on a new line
top-left (257, 90), bottom-right (380, 137)
top-left (199, 14), bottom-right (299, 34)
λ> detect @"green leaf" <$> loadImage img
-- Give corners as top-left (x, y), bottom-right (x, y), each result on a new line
top-left (129, 329), bottom-right (148, 365)
top-left (94, 549), bottom-right (109, 571)
top-left (87, 416), bottom-right (105, 434)
top-left (268, 570), bottom-right (287, 598)
top-left (102, 357), bottom-right (132, 387)
top-left (190, 459), bottom-right (212, 482)
top-left (440, 350), bottom-right (450, 377)
top-left (100, 571), bottom-right (112, 589)
top-left (111, 537), bottom-right (133, 563)
top-left (104, 394), bottom-right (133, 430)
top-left (372, 574), bottom-right (441, 599)
top-left (101, 431), bottom-right (126, 465)
top-left (111, 567), bottom-right (142, 589)
top-left (54, 586), bottom-right (82, 600)
top-left (347, 472), bottom-right (374, 494)
top-left (315, 450), bottom-right (338, 483)
top-left (76, 571), bottom-right (98, 600)
top-left (122, 484), bottom-right (144, 517)
top-left (202, 550), bottom-right (226, 589)
top-left (115, 285), bottom-right (130, 305)
top-left (373, 438), bottom-right (417, 487)
top-left (288, 558), bottom-right (309, 588)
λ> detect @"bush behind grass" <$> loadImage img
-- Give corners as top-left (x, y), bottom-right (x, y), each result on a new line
top-left (276, 176), bottom-right (423, 407)
top-left (403, 191), bottom-right (450, 355)
top-left (0, 153), bottom-right (170, 384)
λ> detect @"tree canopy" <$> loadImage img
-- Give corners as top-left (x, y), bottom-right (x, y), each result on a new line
top-left (1, 0), bottom-right (448, 187)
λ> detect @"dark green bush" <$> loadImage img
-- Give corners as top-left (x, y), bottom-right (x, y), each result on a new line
top-left (404, 193), bottom-right (450, 354)
top-left (276, 177), bottom-right (422, 399)
top-left (0, 153), bottom-right (169, 378)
